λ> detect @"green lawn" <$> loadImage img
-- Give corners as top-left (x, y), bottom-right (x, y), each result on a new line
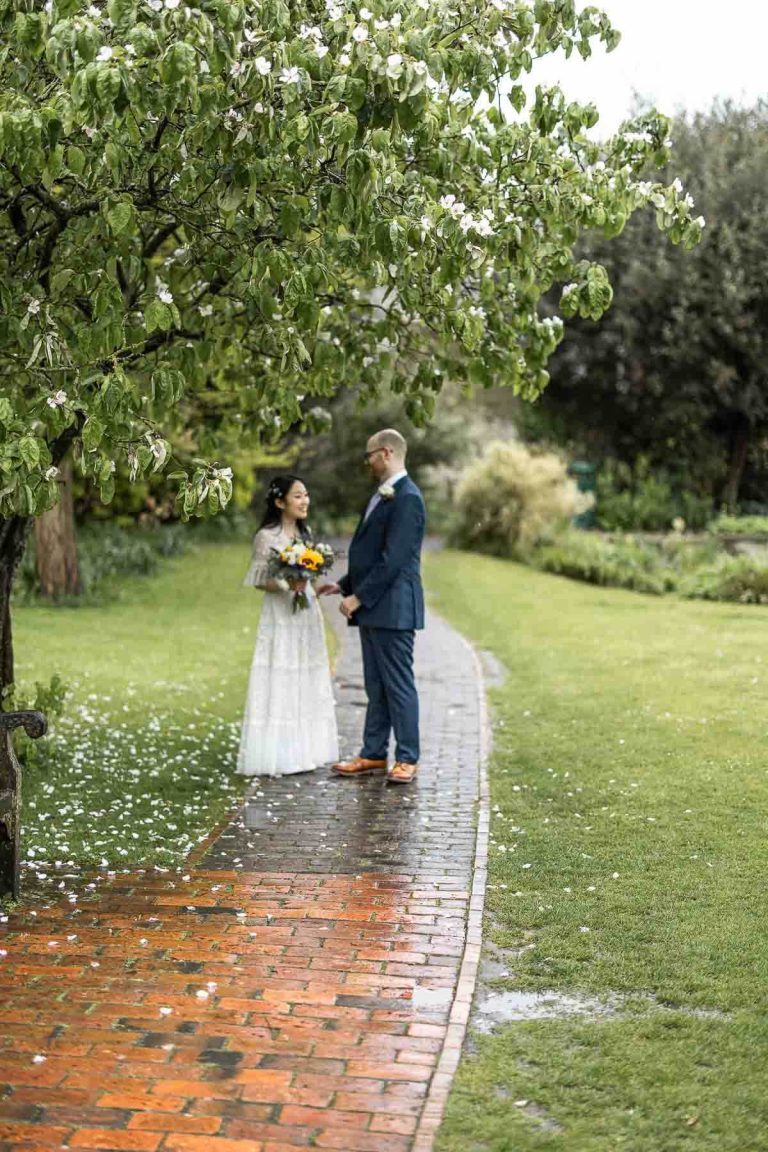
top-left (426, 551), bottom-right (768, 1152)
top-left (14, 541), bottom-right (261, 870)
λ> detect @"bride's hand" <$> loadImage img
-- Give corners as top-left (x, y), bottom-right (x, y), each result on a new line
top-left (317, 582), bottom-right (340, 597)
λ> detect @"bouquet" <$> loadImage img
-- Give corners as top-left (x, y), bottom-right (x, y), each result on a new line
top-left (268, 539), bottom-right (336, 612)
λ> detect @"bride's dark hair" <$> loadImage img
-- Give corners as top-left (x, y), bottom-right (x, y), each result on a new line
top-left (260, 474), bottom-right (311, 541)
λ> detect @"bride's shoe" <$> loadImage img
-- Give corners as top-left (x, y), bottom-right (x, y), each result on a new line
top-left (331, 756), bottom-right (387, 776)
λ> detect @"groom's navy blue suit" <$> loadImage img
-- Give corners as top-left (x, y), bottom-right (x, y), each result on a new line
top-left (338, 475), bottom-right (425, 766)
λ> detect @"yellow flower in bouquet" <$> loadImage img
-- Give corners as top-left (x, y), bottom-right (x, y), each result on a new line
top-left (270, 539), bottom-right (336, 611)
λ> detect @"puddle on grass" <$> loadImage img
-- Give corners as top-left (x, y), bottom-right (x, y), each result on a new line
top-left (480, 649), bottom-right (507, 689)
top-left (474, 988), bottom-right (619, 1032)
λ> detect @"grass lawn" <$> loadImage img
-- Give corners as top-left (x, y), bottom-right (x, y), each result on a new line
top-left (13, 541), bottom-right (265, 872)
top-left (426, 551), bottom-right (768, 1152)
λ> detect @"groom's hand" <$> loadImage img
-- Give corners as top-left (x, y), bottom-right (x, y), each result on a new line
top-left (340, 594), bottom-right (361, 619)
top-left (317, 582), bottom-right (340, 597)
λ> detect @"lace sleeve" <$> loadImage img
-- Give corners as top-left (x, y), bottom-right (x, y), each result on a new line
top-left (243, 529), bottom-right (277, 588)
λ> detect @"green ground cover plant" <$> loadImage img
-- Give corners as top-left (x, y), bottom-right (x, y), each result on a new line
top-left (427, 551), bottom-right (768, 1152)
top-left (13, 542), bottom-right (263, 871)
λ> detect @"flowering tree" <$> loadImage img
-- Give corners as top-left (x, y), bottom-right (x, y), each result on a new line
top-left (0, 0), bottom-right (701, 687)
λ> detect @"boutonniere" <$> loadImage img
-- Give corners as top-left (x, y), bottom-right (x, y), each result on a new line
top-left (378, 483), bottom-right (396, 500)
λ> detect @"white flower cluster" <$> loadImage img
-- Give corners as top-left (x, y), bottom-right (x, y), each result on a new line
top-left (46, 390), bottom-right (67, 409)
top-left (439, 195), bottom-right (494, 236)
top-left (281, 541), bottom-right (307, 567)
top-left (299, 23), bottom-right (329, 57)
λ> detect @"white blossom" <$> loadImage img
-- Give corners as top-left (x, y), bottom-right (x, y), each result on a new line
top-left (254, 55), bottom-right (272, 75)
top-left (96, 45), bottom-right (113, 61)
top-left (352, 23), bottom-right (368, 42)
top-left (46, 390), bottom-right (68, 409)
top-left (156, 284), bottom-right (174, 304)
top-left (339, 52), bottom-right (351, 66)
top-left (27, 298), bottom-right (41, 315)
top-left (230, 60), bottom-right (244, 77)
top-left (199, 59), bottom-right (210, 74)
top-left (45, 466), bottom-right (60, 482)
top-left (360, 6), bottom-right (373, 18)
top-left (280, 66), bottom-right (300, 84)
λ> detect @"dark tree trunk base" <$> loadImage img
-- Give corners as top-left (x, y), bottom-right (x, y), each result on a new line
top-left (0, 515), bottom-right (33, 701)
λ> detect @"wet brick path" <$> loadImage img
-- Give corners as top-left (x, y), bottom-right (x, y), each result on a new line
top-left (0, 605), bottom-right (484, 1152)
top-left (201, 610), bottom-right (480, 876)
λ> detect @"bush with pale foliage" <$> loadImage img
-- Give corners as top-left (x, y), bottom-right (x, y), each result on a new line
top-left (451, 441), bottom-right (592, 556)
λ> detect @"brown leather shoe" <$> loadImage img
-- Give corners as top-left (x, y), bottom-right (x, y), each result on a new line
top-left (331, 756), bottom-right (388, 777)
top-left (386, 761), bottom-right (419, 785)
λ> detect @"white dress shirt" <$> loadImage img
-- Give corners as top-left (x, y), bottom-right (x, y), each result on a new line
top-left (363, 469), bottom-right (408, 522)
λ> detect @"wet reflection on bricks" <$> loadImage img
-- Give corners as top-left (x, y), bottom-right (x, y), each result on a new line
top-left (0, 607), bottom-right (483, 1152)
top-left (200, 611), bottom-right (480, 877)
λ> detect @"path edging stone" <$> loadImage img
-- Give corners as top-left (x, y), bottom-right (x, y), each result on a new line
top-left (411, 627), bottom-right (492, 1151)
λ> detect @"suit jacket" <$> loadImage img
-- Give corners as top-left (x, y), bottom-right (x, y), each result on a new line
top-left (338, 475), bottom-right (426, 630)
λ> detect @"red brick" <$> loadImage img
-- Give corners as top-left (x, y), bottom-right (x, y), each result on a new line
top-left (127, 1114), bottom-right (223, 1134)
top-left (158, 1139), bottom-right (265, 1152)
top-left (69, 1130), bottom-right (163, 1150)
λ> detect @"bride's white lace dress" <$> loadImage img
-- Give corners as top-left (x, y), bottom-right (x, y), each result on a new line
top-left (237, 524), bottom-right (339, 776)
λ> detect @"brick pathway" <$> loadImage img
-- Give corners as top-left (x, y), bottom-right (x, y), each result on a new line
top-left (0, 608), bottom-right (488, 1152)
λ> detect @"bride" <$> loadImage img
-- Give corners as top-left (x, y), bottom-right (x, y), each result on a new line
top-left (237, 474), bottom-right (339, 776)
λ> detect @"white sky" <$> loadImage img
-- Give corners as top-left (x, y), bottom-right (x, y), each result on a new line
top-left (527, 0), bottom-right (768, 136)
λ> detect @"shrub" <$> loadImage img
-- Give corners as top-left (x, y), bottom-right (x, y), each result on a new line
top-left (2, 673), bottom-right (70, 765)
top-left (708, 514), bottom-right (768, 538)
top-left (679, 555), bottom-right (768, 603)
top-left (595, 457), bottom-right (712, 532)
top-left (15, 523), bottom-right (189, 605)
top-left (451, 441), bottom-right (590, 556)
top-left (531, 530), bottom-right (672, 595)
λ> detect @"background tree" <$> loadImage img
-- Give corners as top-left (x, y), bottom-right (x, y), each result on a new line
top-left (0, 0), bottom-right (701, 690)
top-left (292, 384), bottom-right (475, 531)
top-left (530, 102), bottom-right (768, 511)
top-left (33, 454), bottom-right (81, 598)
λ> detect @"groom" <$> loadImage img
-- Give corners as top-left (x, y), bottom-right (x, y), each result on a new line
top-left (319, 429), bottom-right (426, 785)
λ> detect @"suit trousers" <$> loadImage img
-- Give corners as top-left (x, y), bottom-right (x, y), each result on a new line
top-left (359, 626), bottom-right (420, 766)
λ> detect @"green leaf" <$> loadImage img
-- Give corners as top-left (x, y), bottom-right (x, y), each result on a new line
top-left (105, 200), bottom-right (134, 235)
top-left (145, 298), bottom-right (173, 333)
top-left (18, 435), bottom-right (41, 469)
top-left (82, 416), bottom-right (105, 452)
top-left (67, 145), bottom-right (86, 175)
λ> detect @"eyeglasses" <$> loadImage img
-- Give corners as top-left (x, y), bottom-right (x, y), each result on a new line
top-left (363, 448), bottom-right (386, 462)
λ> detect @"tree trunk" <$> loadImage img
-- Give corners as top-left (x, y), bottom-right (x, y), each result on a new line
top-left (0, 516), bottom-right (33, 702)
top-left (721, 413), bottom-right (751, 512)
top-left (34, 458), bottom-right (81, 599)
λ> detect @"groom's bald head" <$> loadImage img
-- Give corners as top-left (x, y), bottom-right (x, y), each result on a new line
top-left (368, 428), bottom-right (407, 463)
